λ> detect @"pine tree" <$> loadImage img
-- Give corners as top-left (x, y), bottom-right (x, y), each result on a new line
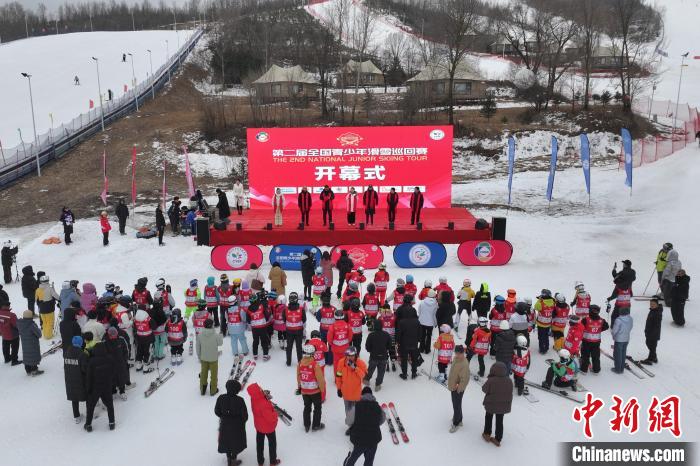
top-left (480, 92), bottom-right (497, 120)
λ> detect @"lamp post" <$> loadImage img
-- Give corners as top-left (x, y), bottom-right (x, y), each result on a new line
top-left (20, 72), bottom-right (41, 176)
top-left (672, 52), bottom-right (689, 134)
top-left (91, 57), bottom-right (105, 131)
top-left (128, 53), bottom-right (139, 111)
top-left (147, 49), bottom-right (155, 99)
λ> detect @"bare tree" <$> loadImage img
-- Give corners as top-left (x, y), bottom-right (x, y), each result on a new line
top-left (496, 0), bottom-right (548, 75)
top-left (576, 0), bottom-right (602, 110)
top-left (349, 0), bottom-right (377, 123)
top-left (541, 14), bottom-right (578, 109)
top-left (328, 0), bottom-right (351, 122)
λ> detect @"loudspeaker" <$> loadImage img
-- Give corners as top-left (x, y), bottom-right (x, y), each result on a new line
top-left (329, 222), bottom-right (335, 231)
top-left (475, 218), bottom-right (489, 230)
top-left (197, 218), bottom-right (211, 246)
top-left (266, 223), bottom-right (272, 231)
top-left (417, 222), bottom-right (422, 230)
top-left (213, 220), bottom-right (226, 231)
top-left (492, 217), bottom-right (507, 240)
top-left (236, 223), bottom-right (242, 231)
top-left (389, 222), bottom-right (394, 230)
top-left (447, 222), bottom-right (454, 230)
top-left (359, 223), bottom-right (365, 230)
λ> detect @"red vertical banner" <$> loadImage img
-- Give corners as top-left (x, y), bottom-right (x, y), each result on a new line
top-left (183, 145), bottom-right (195, 198)
top-left (100, 150), bottom-right (108, 206)
top-left (131, 146), bottom-right (137, 205)
top-left (162, 160), bottom-right (167, 210)
top-left (89, 99), bottom-right (94, 109)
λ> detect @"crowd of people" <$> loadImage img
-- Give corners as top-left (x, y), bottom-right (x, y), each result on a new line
top-left (0, 242), bottom-right (691, 465)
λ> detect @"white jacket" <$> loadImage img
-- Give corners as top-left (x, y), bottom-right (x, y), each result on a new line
top-left (418, 297), bottom-right (438, 327)
top-left (232, 182), bottom-right (245, 207)
top-left (83, 318), bottom-right (105, 342)
top-left (509, 313), bottom-right (530, 332)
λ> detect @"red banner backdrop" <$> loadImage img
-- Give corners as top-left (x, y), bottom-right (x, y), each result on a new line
top-left (246, 126), bottom-right (453, 209)
top-left (457, 240), bottom-right (513, 266)
top-left (330, 244), bottom-right (384, 270)
top-left (211, 245), bottom-right (264, 271)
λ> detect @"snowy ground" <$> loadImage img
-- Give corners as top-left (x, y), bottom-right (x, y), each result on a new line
top-left (0, 143), bottom-right (698, 465)
top-left (0, 30), bottom-right (194, 148)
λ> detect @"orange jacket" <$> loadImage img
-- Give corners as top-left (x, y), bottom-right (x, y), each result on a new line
top-left (297, 356), bottom-right (326, 395)
top-left (335, 357), bottom-right (368, 402)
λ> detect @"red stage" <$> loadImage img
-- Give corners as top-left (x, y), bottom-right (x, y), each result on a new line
top-left (209, 208), bottom-right (491, 247)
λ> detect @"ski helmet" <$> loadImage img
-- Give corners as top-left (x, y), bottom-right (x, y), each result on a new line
top-left (220, 273), bottom-right (229, 282)
top-left (558, 349), bottom-right (571, 360)
top-left (118, 295), bottom-right (132, 307)
top-left (171, 308), bottom-right (181, 318)
top-left (315, 267), bottom-right (322, 275)
top-left (494, 295), bottom-right (505, 304)
top-left (555, 293), bottom-right (566, 304)
top-left (348, 281), bottom-right (359, 292)
top-left (499, 320), bottom-right (510, 331)
top-left (463, 279), bottom-right (471, 287)
top-left (540, 289), bottom-right (552, 299)
top-left (197, 298), bottom-right (207, 309)
top-left (334, 309), bottom-right (345, 320)
top-left (439, 276), bottom-right (447, 284)
top-left (137, 277), bottom-right (148, 287)
top-left (190, 279), bottom-right (198, 288)
top-left (267, 290), bottom-right (278, 300)
top-left (569, 315), bottom-right (581, 324)
top-left (378, 263), bottom-right (386, 270)
top-left (344, 346), bottom-right (358, 357)
top-left (424, 280), bottom-right (432, 288)
top-left (350, 298), bottom-right (361, 311)
top-left (367, 283), bottom-right (376, 293)
top-left (39, 275), bottom-right (49, 283)
top-left (516, 335), bottom-right (528, 348)
top-left (105, 282), bottom-right (115, 292)
top-left (357, 267), bottom-right (365, 274)
top-left (303, 344), bottom-right (316, 355)
top-left (277, 295), bottom-right (287, 305)
top-left (589, 304), bottom-right (601, 315)
top-left (406, 275), bottom-right (414, 283)
top-left (396, 278), bottom-right (406, 286)
top-left (663, 242), bottom-right (673, 251)
top-left (439, 324), bottom-right (451, 334)
top-left (69, 279), bottom-right (79, 289)
top-left (574, 281), bottom-right (585, 292)
top-left (478, 316), bottom-right (488, 327)
top-left (227, 295), bottom-right (237, 306)
top-left (155, 278), bottom-right (165, 290)
top-left (310, 330), bottom-right (321, 339)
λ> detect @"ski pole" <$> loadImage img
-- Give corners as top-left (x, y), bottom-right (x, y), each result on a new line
top-left (428, 341), bottom-right (437, 379)
top-left (641, 266), bottom-right (656, 296)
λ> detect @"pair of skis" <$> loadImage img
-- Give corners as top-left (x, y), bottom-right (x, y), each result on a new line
top-left (230, 358), bottom-right (256, 389)
top-left (273, 402), bottom-right (293, 426)
top-left (626, 355), bottom-right (655, 377)
top-left (381, 402), bottom-right (409, 445)
top-left (144, 368), bottom-right (175, 397)
top-left (42, 341), bottom-right (62, 357)
top-left (600, 348), bottom-right (646, 379)
top-left (524, 380), bottom-right (585, 403)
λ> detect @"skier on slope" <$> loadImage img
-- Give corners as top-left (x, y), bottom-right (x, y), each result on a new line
top-left (131, 277), bottom-right (153, 308)
top-left (327, 308), bottom-right (352, 375)
top-left (579, 305), bottom-right (609, 374)
top-left (166, 308), bottom-right (187, 365)
top-left (153, 278), bottom-right (175, 316)
top-left (342, 281), bottom-right (361, 304)
top-left (534, 289), bottom-right (555, 354)
top-left (570, 282), bottom-right (591, 318)
top-left (192, 299), bottom-right (211, 344)
top-left (435, 276), bottom-right (455, 303)
top-left (311, 268), bottom-right (327, 309)
top-left (541, 349), bottom-right (579, 391)
top-left (314, 291), bottom-right (336, 345)
top-left (454, 279), bottom-right (475, 330)
top-left (237, 280), bottom-right (252, 314)
top-left (551, 293), bottom-right (570, 352)
top-left (283, 292), bottom-right (306, 366)
top-left (344, 268), bottom-right (366, 297)
top-left (297, 344), bottom-right (326, 432)
top-left (273, 295), bottom-right (287, 350)
top-left (373, 264), bottom-right (389, 304)
top-left (468, 316), bottom-right (491, 378)
top-left (404, 275), bottom-right (417, 297)
top-left (511, 335), bottom-right (530, 396)
top-left (226, 295), bottom-right (248, 357)
top-left (433, 324), bottom-right (455, 384)
top-left (218, 274), bottom-right (234, 336)
top-left (418, 279), bottom-right (432, 301)
top-left (362, 283), bottom-right (380, 323)
top-left (509, 298), bottom-right (532, 346)
top-left (184, 279), bottom-right (201, 320)
top-left (151, 299), bottom-right (168, 361)
top-left (346, 298), bottom-right (366, 354)
top-left (246, 294), bottom-right (271, 361)
top-left (133, 305), bottom-right (156, 373)
top-left (378, 303), bottom-right (397, 372)
top-left (606, 278), bottom-right (633, 329)
top-left (563, 315), bottom-right (584, 358)
top-left (204, 277), bottom-right (221, 328)
top-left (488, 295), bottom-right (507, 355)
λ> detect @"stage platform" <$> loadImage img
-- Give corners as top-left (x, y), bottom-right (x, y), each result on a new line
top-left (209, 208), bottom-right (491, 247)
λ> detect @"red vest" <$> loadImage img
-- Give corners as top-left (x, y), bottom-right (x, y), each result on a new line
top-left (552, 305), bottom-right (570, 330)
top-left (135, 317), bottom-right (152, 337)
top-left (166, 320), bottom-right (185, 344)
top-left (404, 283), bottom-right (417, 297)
top-left (160, 290), bottom-right (171, 311)
top-left (437, 335), bottom-right (455, 364)
top-left (380, 313), bottom-right (396, 336)
top-left (247, 308), bottom-right (267, 329)
top-left (133, 289), bottom-right (150, 306)
top-left (184, 288), bottom-right (199, 308)
top-left (238, 289), bottom-right (252, 310)
top-left (574, 293), bottom-right (591, 317)
top-left (309, 338), bottom-right (328, 367)
top-left (362, 294), bottom-right (379, 318)
top-left (511, 350), bottom-right (530, 377)
top-left (204, 286), bottom-right (218, 308)
top-left (564, 323), bottom-right (584, 354)
top-left (347, 310), bottom-right (364, 335)
top-left (470, 328), bottom-right (491, 355)
top-left (114, 306), bottom-right (130, 330)
top-left (615, 287), bottom-right (632, 307)
top-left (435, 283), bottom-right (454, 302)
top-left (318, 305), bottom-right (336, 331)
top-left (227, 308), bottom-right (246, 333)
top-left (218, 287), bottom-right (233, 307)
top-left (330, 321), bottom-right (351, 350)
top-left (583, 317), bottom-right (604, 343)
top-left (273, 304), bottom-right (286, 331)
top-left (312, 275), bottom-right (326, 295)
top-left (285, 307), bottom-right (304, 331)
top-left (373, 271), bottom-right (389, 290)
top-left (504, 300), bottom-right (516, 319)
top-left (192, 310), bottom-right (209, 335)
top-left (391, 291), bottom-right (404, 310)
top-left (536, 299), bottom-right (555, 327)
top-left (343, 289), bottom-right (360, 303)
top-left (299, 361), bottom-right (320, 394)
top-left (489, 307), bottom-right (506, 332)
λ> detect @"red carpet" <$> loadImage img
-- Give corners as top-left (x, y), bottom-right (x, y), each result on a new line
top-left (209, 208), bottom-right (491, 246)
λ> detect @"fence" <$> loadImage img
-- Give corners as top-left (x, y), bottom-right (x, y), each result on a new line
top-left (0, 28), bottom-right (204, 189)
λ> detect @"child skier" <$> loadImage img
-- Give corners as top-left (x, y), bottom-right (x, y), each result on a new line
top-left (504, 289), bottom-right (517, 320)
top-left (564, 315), bottom-right (584, 358)
top-left (387, 278), bottom-right (406, 311)
top-left (237, 281), bottom-right (252, 314)
top-left (468, 317), bottom-right (491, 377)
top-left (509, 299), bottom-right (532, 346)
top-left (153, 278), bottom-right (175, 316)
top-left (378, 303), bottom-right (397, 372)
top-left (204, 277), bottom-right (221, 327)
top-left (579, 305), bottom-right (609, 374)
top-left (570, 282), bottom-right (591, 318)
top-left (404, 275), bottom-right (417, 297)
top-left (534, 289), bottom-right (555, 354)
top-left (551, 293), bottom-right (570, 352)
top-left (511, 335), bottom-right (530, 396)
top-left (166, 308), bottom-right (187, 365)
top-left (184, 279), bottom-right (200, 320)
top-left (542, 349), bottom-right (579, 391)
top-left (342, 281), bottom-right (361, 304)
top-left (192, 299), bottom-right (211, 341)
top-left (297, 344), bottom-right (326, 432)
top-left (273, 295), bottom-right (287, 350)
top-left (217, 274), bottom-right (234, 336)
top-left (151, 300), bottom-right (168, 360)
top-left (225, 295), bottom-right (248, 356)
top-left (488, 295), bottom-right (507, 355)
top-left (246, 294), bottom-right (271, 361)
top-left (311, 268), bottom-right (327, 309)
top-left (346, 298), bottom-right (366, 354)
top-left (284, 292), bottom-right (306, 366)
top-left (327, 308), bottom-right (352, 374)
top-left (433, 324), bottom-right (455, 383)
top-left (361, 283), bottom-right (380, 323)
top-left (435, 276), bottom-right (455, 302)
top-left (133, 306), bottom-right (156, 373)
top-left (454, 279), bottom-right (475, 329)
top-left (373, 264), bottom-right (389, 303)
top-left (418, 279), bottom-right (432, 301)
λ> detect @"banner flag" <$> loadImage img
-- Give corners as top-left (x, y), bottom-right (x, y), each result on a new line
top-left (100, 150), bottom-right (108, 206)
top-left (183, 145), bottom-right (196, 198)
top-left (131, 146), bottom-right (137, 205)
top-left (89, 99), bottom-right (94, 109)
top-left (507, 136), bottom-right (516, 205)
top-left (580, 133), bottom-right (591, 195)
top-left (621, 128), bottom-right (633, 188)
top-left (546, 136), bottom-right (558, 201)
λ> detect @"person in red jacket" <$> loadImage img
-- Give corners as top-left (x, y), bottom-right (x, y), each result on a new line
top-left (319, 185), bottom-right (335, 226)
top-left (386, 187), bottom-right (399, 223)
top-left (410, 187), bottom-right (424, 225)
top-left (563, 315), bottom-right (584, 357)
top-left (373, 264), bottom-right (389, 304)
top-left (327, 308), bottom-right (352, 375)
top-left (100, 211), bottom-right (111, 246)
top-left (363, 185), bottom-right (379, 225)
top-left (247, 383), bottom-right (281, 466)
top-left (298, 187), bottom-right (312, 227)
top-left (344, 268), bottom-right (367, 296)
top-left (0, 302), bottom-right (21, 365)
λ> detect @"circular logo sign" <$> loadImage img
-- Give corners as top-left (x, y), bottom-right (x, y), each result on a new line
top-left (226, 246), bottom-right (249, 269)
top-left (474, 242), bottom-right (495, 263)
top-left (408, 243), bottom-right (431, 266)
top-left (429, 129), bottom-right (445, 141)
top-left (256, 131), bottom-right (269, 142)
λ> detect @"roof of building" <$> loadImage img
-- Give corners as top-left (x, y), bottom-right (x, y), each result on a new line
top-left (252, 65), bottom-right (319, 85)
top-left (343, 59), bottom-right (383, 74)
top-left (407, 62), bottom-right (483, 82)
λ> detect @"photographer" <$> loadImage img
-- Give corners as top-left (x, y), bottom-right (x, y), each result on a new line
top-left (1, 241), bottom-right (18, 284)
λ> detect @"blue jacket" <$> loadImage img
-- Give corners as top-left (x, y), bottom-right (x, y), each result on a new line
top-left (59, 284), bottom-right (81, 314)
top-left (612, 314), bottom-right (633, 343)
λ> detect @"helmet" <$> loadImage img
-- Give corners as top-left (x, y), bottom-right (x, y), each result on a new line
top-left (663, 242), bottom-right (673, 251)
top-left (105, 282), bottom-right (115, 292)
top-left (424, 280), bottom-right (432, 288)
top-left (357, 267), bottom-right (365, 274)
top-left (350, 298), bottom-right (361, 311)
top-left (197, 298), bottom-right (207, 308)
top-left (227, 295), bottom-right (237, 306)
top-left (406, 275), bottom-right (414, 283)
top-left (348, 281), bottom-right (358, 292)
top-left (233, 278), bottom-right (241, 285)
top-left (267, 290), bottom-right (278, 300)
top-left (569, 315), bottom-right (581, 324)
top-left (499, 320), bottom-right (510, 331)
top-left (155, 278), bottom-right (165, 289)
top-left (589, 304), bottom-right (601, 315)
top-left (402, 294), bottom-right (414, 305)
top-left (378, 263), bottom-right (386, 270)
top-left (516, 335), bottom-right (528, 347)
top-left (321, 292), bottom-right (331, 305)
top-left (249, 293), bottom-right (258, 304)
top-left (507, 288), bottom-right (516, 296)
top-left (137, 277), bottom-right (148, 287)
top-left (289, 292), bottom-right (299, 304)
top-left (334, 309), bottom-right (345, 320)
top-left (396, 278), bottom-right (405, 286)
top-left (367, 283), bottom-right (376, 293)
top-left (540, 289), bottom-right (552, 298)
top-left (555, 293), bottom-right (566, 304)
top-left (558, 349), bottom-right (571, 360)
top-left (118, 295), bottom-right (132, 307)
top-left (39, 275), bottom-right (49, 283)
top-left (439, 324), bottom-right (451, 333)
top-left (310, 330), bottom-right (321, 339)
top-left (524, 298), bottom-right (532, 307)
top-left (439, 276), bottom-right (447, 284)
top-left (574, 281), bottom-right (585, 291)
top-left (344, 347), bottom-right (358, 357)
top-left (171, 308), bottom-right (181, 317)
top-left (315, 267), bottom-right (322, 274)
top-left (190, 279), bottom-right (198, 288)
top-left (220, 273), bottom-right (229, 282)
top-left (478, 316), bottom-right (488, 327)
top-left (302, 344), bottom-right (316, 355)
top-left (277, 295), bottom-right (287, 305)
top-left (463, 279), bottom-right (471, 287)
top-left (494, 295), bottom-right (505, 304)
top-left (69, 279), bottom-right (79, 288)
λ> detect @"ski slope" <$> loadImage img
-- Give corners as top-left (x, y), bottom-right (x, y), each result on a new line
top-left (0, 30), bottom-right (194, 148)
top-left (0, 143), bottom-right (698, 465)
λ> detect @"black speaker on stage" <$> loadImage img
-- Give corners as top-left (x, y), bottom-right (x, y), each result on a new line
top-left (359, 223), bottom-right (365, 230)
top-left (266, 223), bottom-right (272, 231)
top-left (447, 222), bottom-right (454, 230)
top-left (329, 222), bottom-right (335, 231)
top-left (236, 223), bottom-right (242, 231)
top-left (417, 222), bottom-right (422, 230)
top-left (492, 217), bottom-right (507, 240)
top-left (389, 222), bottom-right (394, 230)
top-left (197, 218), bottom-right (211, 246)
top-left (475, 218), bottom-right (489, 230)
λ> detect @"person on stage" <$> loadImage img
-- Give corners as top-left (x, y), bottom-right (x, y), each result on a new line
top-left (386, 188), bottom-right (399, 224)
top-left (320, 185), bottom-right (335, 226)
top-left (410, 187), bottom-right (424, 225)
top-left (233, 180), bottom-right (245, 215)
top-left (298, 187), bottom-right (312, 227)
top-left (346, 187), bottom-right (358, 226)
top-left (272, 188), bottom-right (285, 227)
top-left (362, 185), bottom-right (378, 226)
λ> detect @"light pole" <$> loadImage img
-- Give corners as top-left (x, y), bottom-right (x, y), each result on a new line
top-left (166, 40), bottom-right (171, 84)
top-left (20, 72), bottom-right (41, 176)
top-left (672, 52), bottom-right (689, 134)
top-left (92, 57), bottom-right (105, 131)
top-left (147, 49), bottom-right (155, 99)
top-left (128, 53), bottom-right (139, 111)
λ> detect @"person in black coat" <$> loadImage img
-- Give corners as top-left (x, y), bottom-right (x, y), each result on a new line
top-left (60, 207), bottom-right (75, 245)
top-left (167, 197), bottom-right (182, 234)
top-left (363, 319), bottom-right (391, 389)
top-left (344, 386), bottom-right (385, 466)
top-left (156, 205), bottom-right (166, 246)
top-left (21, 265), bottom-right (38, 314)
top-left (612, 259), bottom-right (636, 289)
top-left (492, 322), bottom-right (516, 373)
top-left (0, 284), bottom-right (9, 306)
top-left (642, 298), bottom-right (663, 364)
top-left (472, 283), bottom-right (491, 318)
top-left (1, 240), bottom-right (18, 284)
top-left (300, 250), bottom-right (316, 301)
top-left (386, 188), bottom-right (399, 223)
top-left (216, 188), bottom-right (231, 220)
top-left (671, 270), bottom-right (690, 326)
top-left (63, 335), bottom-right (88, 423)
top-left (394, 295), bottom-right (417, 332)
top-left (105, 327), bottom-right (130, 397)
top-left (60, 308), bottom-right (82, 354)
top-left (436, 291), bottom-right (456, 329)
top-left (84, 342), bottom-right (116, 431)
top-left (335, 250), bottom-right (354, 299)
top-left (396, 307), bottom-right (421, 379)
top-left (115, 199), bottom-right (129, 235)
top-left (215, 379), bottom-right (248, 466)
top-left (194, 189), bottom-right (209, 213)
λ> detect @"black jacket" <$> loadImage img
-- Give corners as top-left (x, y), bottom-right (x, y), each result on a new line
top-left (1, 245), bottom-right (18, 266)
top-left (116, 202), bottom-right (129, 222)
top-left (396, 315), bottom-right (420, 351)
top-left (59, 308), bottom-right (82, 352)
top-left (63, 345), bottom-right (88, 402)
top-left (336, 254), bottom-right (354, 276)
top-left (644, 307), bottom-right (663, 341)
top-left (21, 265), bottom-right (37, 299)
top-left (472, 286), bottom-right (492, 317)
top-left (156, 207), bottom-right (166, 228)
top-left (349, 395), bottom-right (384, 447)
top-left (613, 266), bottom-right (636, 289)
top-left (215, 388), bottom-right (248, 455)
top-left (105, 335), bottom-right (130, 387)
top-left (365, 329), bottom-right (391, 360)
top-left (300, 251), bottom-right (316, 284)
top-left (0, 285), bottom-right (8, 306)
top-left (217, 191), bottom-right (231, 219)
top-left (493, 329), bottom-right (516, 363)
top-left (86, 342), bottom-right (115, 394)
top-left (672, 275), bottom-right (690, 302)
top-left (167, 200), bottom-right (181, 219)
top-left (436, 300), bottom-right (456, 328)
top-left (394, 303), bottom-right (416, 330)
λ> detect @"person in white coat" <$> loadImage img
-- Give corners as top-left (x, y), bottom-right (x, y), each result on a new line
top-left (272, 188), bottom-right (285, 226)
top-left (418, 289), bottom-right (438, 354)
top-left (232, 180), bottom-right (245, 215)
top-left (346, 187), bottom-right (358, 226)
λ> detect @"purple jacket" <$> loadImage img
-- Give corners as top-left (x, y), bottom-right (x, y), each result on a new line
top-left (80, 283), bottom-right (98, 312)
